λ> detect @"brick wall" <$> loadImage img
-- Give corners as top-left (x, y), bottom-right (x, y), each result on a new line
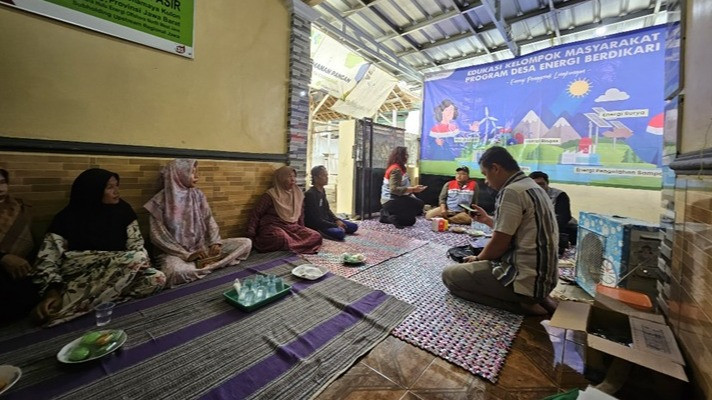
top-left (0, 151), bottom-right (282, 242)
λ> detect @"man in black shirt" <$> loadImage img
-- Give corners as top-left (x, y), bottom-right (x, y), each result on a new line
top-left (304, 166), bottom-right (358, 240)
top-left (529, 171), bottom-right (578, 250)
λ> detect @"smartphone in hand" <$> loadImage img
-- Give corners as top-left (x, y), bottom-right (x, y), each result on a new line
top-left (459, 203), bottom-right (480, 216)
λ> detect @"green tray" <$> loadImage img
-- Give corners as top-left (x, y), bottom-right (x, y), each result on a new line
top-left (223, 284), bottom-right (292, 312)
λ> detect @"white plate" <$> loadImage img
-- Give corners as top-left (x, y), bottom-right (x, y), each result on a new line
top-left (0, 365), bottom-right (21, 396)
top-left (57, 330), bottom-right (127, 364)
top-left (292, 264), bottom-right (328, 280)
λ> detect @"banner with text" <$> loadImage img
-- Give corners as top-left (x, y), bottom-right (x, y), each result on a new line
top-left (1, 0), bottom-right (194, 58)
top-left (420, 25), bottom-right (667, 189)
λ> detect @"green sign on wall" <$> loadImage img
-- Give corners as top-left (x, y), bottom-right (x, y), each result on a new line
top-left (1, 0), bottom-right (195, 58)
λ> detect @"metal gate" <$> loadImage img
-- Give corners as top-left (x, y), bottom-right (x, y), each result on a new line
top-left (354, 118), bottom-right (405, 220)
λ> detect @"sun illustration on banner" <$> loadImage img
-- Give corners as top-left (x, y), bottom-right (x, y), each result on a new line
top-left (567, 78), bottom-right (592, 98)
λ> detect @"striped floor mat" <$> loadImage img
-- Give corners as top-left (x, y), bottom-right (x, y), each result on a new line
top-left (0, 253), bottom-right (413, 400)
top-left (302, 228), bottom-right (427, 277)
top-left (350, 243), bottom-right (523, 383)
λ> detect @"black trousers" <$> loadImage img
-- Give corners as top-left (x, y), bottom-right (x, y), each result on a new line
top-left (380, 195), bottom-right (424, 227)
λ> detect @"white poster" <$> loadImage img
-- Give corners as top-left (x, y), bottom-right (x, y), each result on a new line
top-left (310, 29), bottom-right (370, 98)
top-left (332, 65), bottom-right (398, 119)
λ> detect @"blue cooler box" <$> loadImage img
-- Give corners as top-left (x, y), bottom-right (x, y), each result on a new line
top-left (575, 212), bottom-right (661, 298)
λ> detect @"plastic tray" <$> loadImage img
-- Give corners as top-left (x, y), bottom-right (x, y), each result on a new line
top-left (223, 284), bottom-right (292, 312)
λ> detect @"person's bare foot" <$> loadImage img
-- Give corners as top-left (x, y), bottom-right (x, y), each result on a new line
top-left (519, 302), bottom-right (549, 316)
top-left (539, 296), bottom-right (558, 315)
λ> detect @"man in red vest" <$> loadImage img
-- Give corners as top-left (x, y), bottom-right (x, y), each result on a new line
top-left (425, 166), bottom-right (478, 225)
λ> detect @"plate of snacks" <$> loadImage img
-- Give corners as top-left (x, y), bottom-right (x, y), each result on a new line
top-left (341, 253), bottom-right (366, 265)
top-left (57, 330), bottom-right (127, 364)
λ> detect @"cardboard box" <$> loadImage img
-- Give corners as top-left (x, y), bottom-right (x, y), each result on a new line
top-left (550, 295), bottom-right (688, 382)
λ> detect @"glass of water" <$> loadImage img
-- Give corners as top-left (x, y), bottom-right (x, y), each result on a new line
top-left (94, 302), bottom-right (115, 327)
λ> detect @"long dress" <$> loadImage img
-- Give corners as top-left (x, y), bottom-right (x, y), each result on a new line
top-left (31, 168), bottom-right (166, 326)
top-left (0, 196), bottom-right (39, 324)
top-left (33, 221), bottom-right (166, 326)
top-left (149, 211), bottom-right (252, 287)
top-left (145, 159), bottom-right (252, 287)
top-left (247, 194), bottom-right (322, 253)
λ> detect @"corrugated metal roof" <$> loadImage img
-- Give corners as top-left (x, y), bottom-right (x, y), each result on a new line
top-left (311, 0), bottom-right (668, 89)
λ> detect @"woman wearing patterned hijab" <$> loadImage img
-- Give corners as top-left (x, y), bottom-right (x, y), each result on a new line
top-left (145, 159), bottom-right (252, 286)
top-left (32, 168), bottom-right (166, 326)
top-left (247, 166), bottom-right (322, 253)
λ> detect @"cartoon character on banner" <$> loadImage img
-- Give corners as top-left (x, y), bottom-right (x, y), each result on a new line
top-left (429, 99), bottom-right (488, 160)
top-left (428, 99), bottom-right (461, 160)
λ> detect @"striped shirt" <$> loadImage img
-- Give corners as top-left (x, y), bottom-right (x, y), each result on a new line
top-left (491, 171), bottom-right (559, 298)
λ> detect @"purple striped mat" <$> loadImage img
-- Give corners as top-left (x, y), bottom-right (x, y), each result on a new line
top-left (1, 253), bottom-right (413, 400)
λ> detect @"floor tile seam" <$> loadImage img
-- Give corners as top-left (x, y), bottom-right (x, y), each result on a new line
top-left (404, 356), bottom-right (439, 391)
top-left (359, 361), bottom-right (410, 391)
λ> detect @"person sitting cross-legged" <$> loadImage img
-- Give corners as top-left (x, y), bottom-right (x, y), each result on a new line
top-left (247, 166), bottom-right (322, 254)
top-left (529, 171), bottom-right (578, 253)
top-left (0, 169), bottom-right (40, 325)
top-left (304, 165), bottom-right (358, 241)
top-left (32, 169), bottom-right (166, 326)
top-left (145, 159), bottom-right (252, 287)
top-left (442, 147), bottom-right (559, 315)
top-left (425, 165), bottom-right (478, 225)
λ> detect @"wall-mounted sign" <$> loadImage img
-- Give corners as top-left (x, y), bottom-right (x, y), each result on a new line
top-left (0, 0), bottom-right (195, 58)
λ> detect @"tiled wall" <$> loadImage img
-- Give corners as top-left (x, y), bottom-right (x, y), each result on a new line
top-left (285, 1), bottom-right (317, 188)
top-left (0, 151), bottom-right (282, 242)
top-left (668, 174), bottom-right (712, 399)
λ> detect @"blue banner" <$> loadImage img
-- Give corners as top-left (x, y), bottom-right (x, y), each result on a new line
top-left (420, 26), bottom-right (666, 189)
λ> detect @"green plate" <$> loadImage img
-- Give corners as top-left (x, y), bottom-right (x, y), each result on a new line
top-left (223, 283), bottom-right (292, 312)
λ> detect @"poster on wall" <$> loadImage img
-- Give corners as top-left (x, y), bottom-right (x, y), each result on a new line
top-left (311, 29), bottom-right (369, 98)
top-left (311, 29), bottom-right (397, 119)
top-left (0, 0), bottom-right (195, 58)
top-left (420, 25), bottom-right (666, 190)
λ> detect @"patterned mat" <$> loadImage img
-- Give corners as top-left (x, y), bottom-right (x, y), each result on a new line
top-left (0, 253), bottom-right (413, 400)
top-left (558, 246), bottom-right (577, 281)
top-left (358, 217), bottom-right (473, 248)
top-left (351, 243), bottom-right (523, 383)
top-left (302, 229), bottom-right (427, 278)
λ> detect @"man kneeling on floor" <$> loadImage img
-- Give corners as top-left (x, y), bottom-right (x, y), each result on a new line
top-left (441, 146), bottom-right (559, 315)
top-left (424, 165), bottom-right (478, 225)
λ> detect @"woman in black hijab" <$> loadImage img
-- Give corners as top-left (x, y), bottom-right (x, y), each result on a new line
top-left (32, 169), bottom-right (166, 326)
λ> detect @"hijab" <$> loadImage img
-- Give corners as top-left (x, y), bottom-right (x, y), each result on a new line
top-left (266, 166), bottom-right (303, 223)
top-left (144, 159), bottom-right (209, 252)
top-left (49, 168), bottom-right (137, 251)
